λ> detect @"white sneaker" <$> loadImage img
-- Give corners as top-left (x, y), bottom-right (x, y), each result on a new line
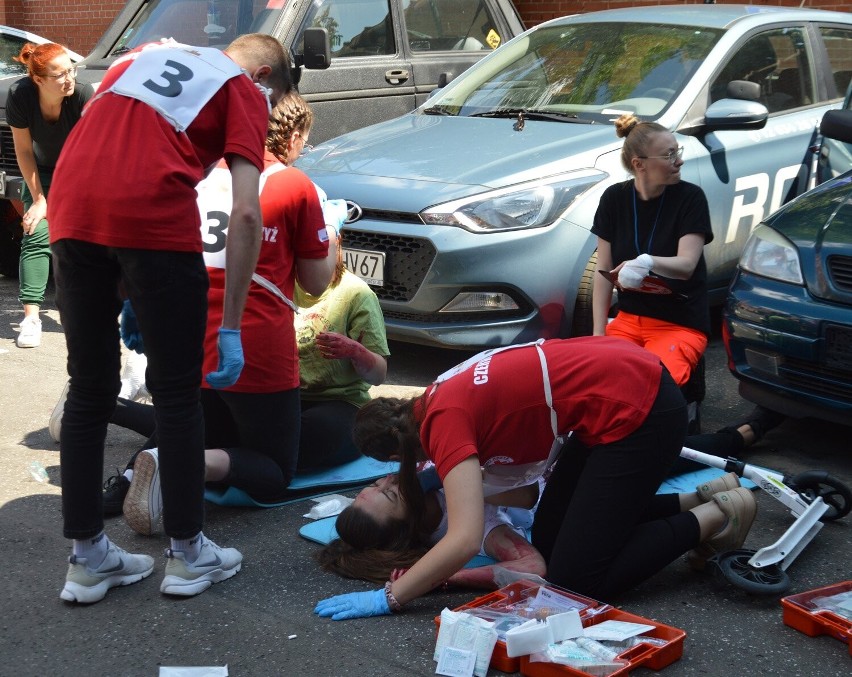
top-left (160, 534), bottom-right (243, 597)
top-left (119, 351), bottom-right (149, 402)
top-left (16, 316), bottom-right (42, 348)
top-left (48, 380), bottom-right (70, 443)
top-left (60, 541), bottom-right (154, 604)
top-left (123, 448), bottom-right (162, 536)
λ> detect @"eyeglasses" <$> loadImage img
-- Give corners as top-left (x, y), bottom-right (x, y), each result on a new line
top-left (300, 143), bottom-right (314, 157)
top-left (46, 66), bottom-right (78, 82)
top-left (637, 146), bottom-right (684, 164)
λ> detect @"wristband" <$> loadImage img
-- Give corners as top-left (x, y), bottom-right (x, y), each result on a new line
top-left (384, 581), bottom-right (403, 612)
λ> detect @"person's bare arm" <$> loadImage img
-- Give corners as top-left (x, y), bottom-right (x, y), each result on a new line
top-left (592, 238), bottom-right (614, 335)
top-left (388, 457), bottom-right (484, 605)
top-left (11, 127), bottom-right (46, 234)
top-left (296, 228), bottom-right (339, 296)
top-left (447, 525), bottom-right (546, 590)
top-left (639, 232), bottom-right (705, 280)
top-left (315, 330), bottom-right (388, 385)
top-left (221, 155), bottom-right (262, 329)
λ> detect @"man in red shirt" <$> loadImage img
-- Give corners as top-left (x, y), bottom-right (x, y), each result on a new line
top-left (49, 34), bottom-right (292, 603)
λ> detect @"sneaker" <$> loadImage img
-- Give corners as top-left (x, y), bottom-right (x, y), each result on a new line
top-left (688, 487), bottom-right (758, 571)
top-left (103, 472), bottom-right (131, 516)
top-left (160, 535), bottom-right (242, 597)
top-left (48, 380), bottom-right (70, 443)
top-left (16, 315), bottom-right (42, 348)
top-left (60, 541), bottom-right (154, 604)
top-left (123, 448), bottom-right (162, 536)
top-left (695, 471), bottom-right (741, 503)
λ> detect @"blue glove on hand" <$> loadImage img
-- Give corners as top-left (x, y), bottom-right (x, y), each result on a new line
top-left (205, 328), bottom-right (244, 389)
top-left (314, 589), bottom-right (391, 621)
top-left (119, 300), bottom-right (145, 354)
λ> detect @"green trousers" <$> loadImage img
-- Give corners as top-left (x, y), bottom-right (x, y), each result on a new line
top-left (18, 181), bottom-right (51, 307)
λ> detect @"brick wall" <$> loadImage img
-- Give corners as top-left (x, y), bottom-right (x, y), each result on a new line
top-left (2, 0), bottom-right (849, 56)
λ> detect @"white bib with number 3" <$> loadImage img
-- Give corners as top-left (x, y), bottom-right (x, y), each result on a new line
top-left (107, 41), bottom-right (243, 131)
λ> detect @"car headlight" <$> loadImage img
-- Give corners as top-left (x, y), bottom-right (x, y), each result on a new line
top-left (739, 224), bottom-right (803, 285)
top-left (420, 169), bottom-right (607, 232)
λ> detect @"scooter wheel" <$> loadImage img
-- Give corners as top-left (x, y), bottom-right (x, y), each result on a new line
top-left (788, 471), bottom-right (852, 521)
top-left (717, 549), bottom-right (791, 596)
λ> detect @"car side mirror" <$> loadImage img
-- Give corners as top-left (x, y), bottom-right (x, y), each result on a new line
top-left (820, 109), bottom-right (852, 144)
top-left (301, 27), bottom-right (332, 70)
top-left (704, 98), bottom-right (768, 131)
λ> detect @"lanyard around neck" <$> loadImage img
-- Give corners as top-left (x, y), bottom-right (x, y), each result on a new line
top-left (632, 184), bottom-right (666, 255)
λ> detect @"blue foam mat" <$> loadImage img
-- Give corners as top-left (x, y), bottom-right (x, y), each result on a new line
top-left (658, 466), bottom-right (756, 494)
top-left (204, 456), bottom-right (399, 508)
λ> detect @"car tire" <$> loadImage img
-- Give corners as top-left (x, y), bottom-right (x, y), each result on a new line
top-left (0, 202), bottom-right (22, 279)
top-left (570, 251), bottom-right (597, 337)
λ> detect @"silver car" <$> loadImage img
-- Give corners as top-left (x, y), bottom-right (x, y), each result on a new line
top-left (299, 5), bottom-right (852, 349)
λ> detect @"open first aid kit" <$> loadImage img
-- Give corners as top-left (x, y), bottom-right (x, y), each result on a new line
top-left (434, 579), bottom-right (686, 677)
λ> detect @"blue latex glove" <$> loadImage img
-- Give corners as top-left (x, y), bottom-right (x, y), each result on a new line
top-left (119, 300), bottom-right (145, 354)
top-left (205, 328), bottom-right (244, 389)
top-left (314, 589), bottom-right (391, 621)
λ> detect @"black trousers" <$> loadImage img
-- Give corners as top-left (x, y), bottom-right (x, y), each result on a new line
top-left (531, 369), bottom-right (698, 600)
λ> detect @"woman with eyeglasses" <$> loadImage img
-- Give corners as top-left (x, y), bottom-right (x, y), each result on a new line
top-left (591, 113), bottom-right (713, 391)
top-left (6, 43), bottom-right (93, 348)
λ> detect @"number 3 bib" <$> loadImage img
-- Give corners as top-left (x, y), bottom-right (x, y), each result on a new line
top-left (106, 41), bottom-right (244, 131)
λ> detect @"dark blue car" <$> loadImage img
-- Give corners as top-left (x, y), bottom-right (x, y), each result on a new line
top-left (723, 92), bottom-right (852, 425)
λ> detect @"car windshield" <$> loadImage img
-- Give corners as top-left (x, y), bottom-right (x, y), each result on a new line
top-left (110, 0), bottom-right (280, 55)
top-left (426, 21), bottom-right (722, 122)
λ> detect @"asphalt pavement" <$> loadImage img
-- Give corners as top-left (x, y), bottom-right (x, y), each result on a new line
top-left (0, 272), bottom-right (850, 677)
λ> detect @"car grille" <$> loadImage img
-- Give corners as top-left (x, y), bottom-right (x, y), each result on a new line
top-left (0, 124), bottom-right (18, 174)
top-left (771, 354), bottom-right (852, 403)
top-left (342, 228), bottom-right (435, 302)
top-left (827, 255), bottom-right (852, 292)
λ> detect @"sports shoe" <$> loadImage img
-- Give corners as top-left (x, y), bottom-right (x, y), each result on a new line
top-left (103, 472), bottom-right (131, 516)
top-left (160, 535), bottom-right (243, 597)
top-left (60, 541), bottom-right (154, 604)
top-left (16, 315), bottom-right (42, 348)
top-left (688, 487), bottom-right (758, 571)
top-left (695, 471), bottom-right (741, 503)
top-left (48, 380), bottom-right (70, 443)
top-left (123, 448), bottom-right (162, 536)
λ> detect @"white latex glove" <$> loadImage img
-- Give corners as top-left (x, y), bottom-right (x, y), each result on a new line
top-left (617, 253), bottom-right (654, 289)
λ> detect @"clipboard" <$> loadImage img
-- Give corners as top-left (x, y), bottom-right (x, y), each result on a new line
top-left (598, 270), bottom-right (688, 299)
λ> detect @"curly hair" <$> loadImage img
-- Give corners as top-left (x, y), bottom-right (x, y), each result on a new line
top-left (266, 91), bottom-right (314, 164)
top-left (14, 42), bottom-right (69, 80)
top-left (615, 113), bottom-right (668, 174)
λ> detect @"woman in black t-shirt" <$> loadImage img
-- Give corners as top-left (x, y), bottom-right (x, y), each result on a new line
top-left (6, 42), bottom-right (92, 348)
top-left (591, 114), bottom-right (713, 388)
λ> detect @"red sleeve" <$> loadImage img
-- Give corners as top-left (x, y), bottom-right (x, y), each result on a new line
top-left (219, 76), bottom-right (268, 172)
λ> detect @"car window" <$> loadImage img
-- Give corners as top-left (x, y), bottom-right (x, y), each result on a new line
top-left (0, 34), bottom-right (28, 77)
top-left (819, 26), bottom-right (852, 98)
top-left (710, 27), bottom-right (813, 113)
top-left (429, 22), bottom-right (721, 121)
top-left (111, 0), bottom-right (274, 54)
top-left (403, 0), bottom-right (503, 53)
top-left (304, 0), bottom-right (395, 57)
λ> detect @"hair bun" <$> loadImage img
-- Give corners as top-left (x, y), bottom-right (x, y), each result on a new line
top-left (614, 113), bottom-right (640, 139)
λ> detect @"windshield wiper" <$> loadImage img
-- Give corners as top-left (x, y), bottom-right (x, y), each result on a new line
top-left (423, 106), bottom-right (453, 116)
top-left (470, 108), bottom-right (594, 124)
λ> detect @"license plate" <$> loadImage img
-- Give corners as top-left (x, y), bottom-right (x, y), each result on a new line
top-left (825, 325), bottom-right (852, 372)
top-left (0, 171), bottom-right (5, 197)
top-left (343, 247), bottom-right (385, 286)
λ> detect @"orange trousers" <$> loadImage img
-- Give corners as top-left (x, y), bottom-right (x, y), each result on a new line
top-left (605, 311), bottom-right (707, 387)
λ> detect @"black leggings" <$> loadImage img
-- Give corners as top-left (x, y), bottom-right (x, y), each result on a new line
top-left (114, 389), bottom-right (301, 503)
top-left (531, 370), bottom-right (698, 601)
top-left (297, 399), bottom-right (361, 470)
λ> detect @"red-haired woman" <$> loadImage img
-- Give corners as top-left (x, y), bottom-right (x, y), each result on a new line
top-left (7, 42), bottom-right (93, 348)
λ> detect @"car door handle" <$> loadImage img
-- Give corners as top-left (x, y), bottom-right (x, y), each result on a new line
top-left (385, 69), bottom-right (410, 85)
